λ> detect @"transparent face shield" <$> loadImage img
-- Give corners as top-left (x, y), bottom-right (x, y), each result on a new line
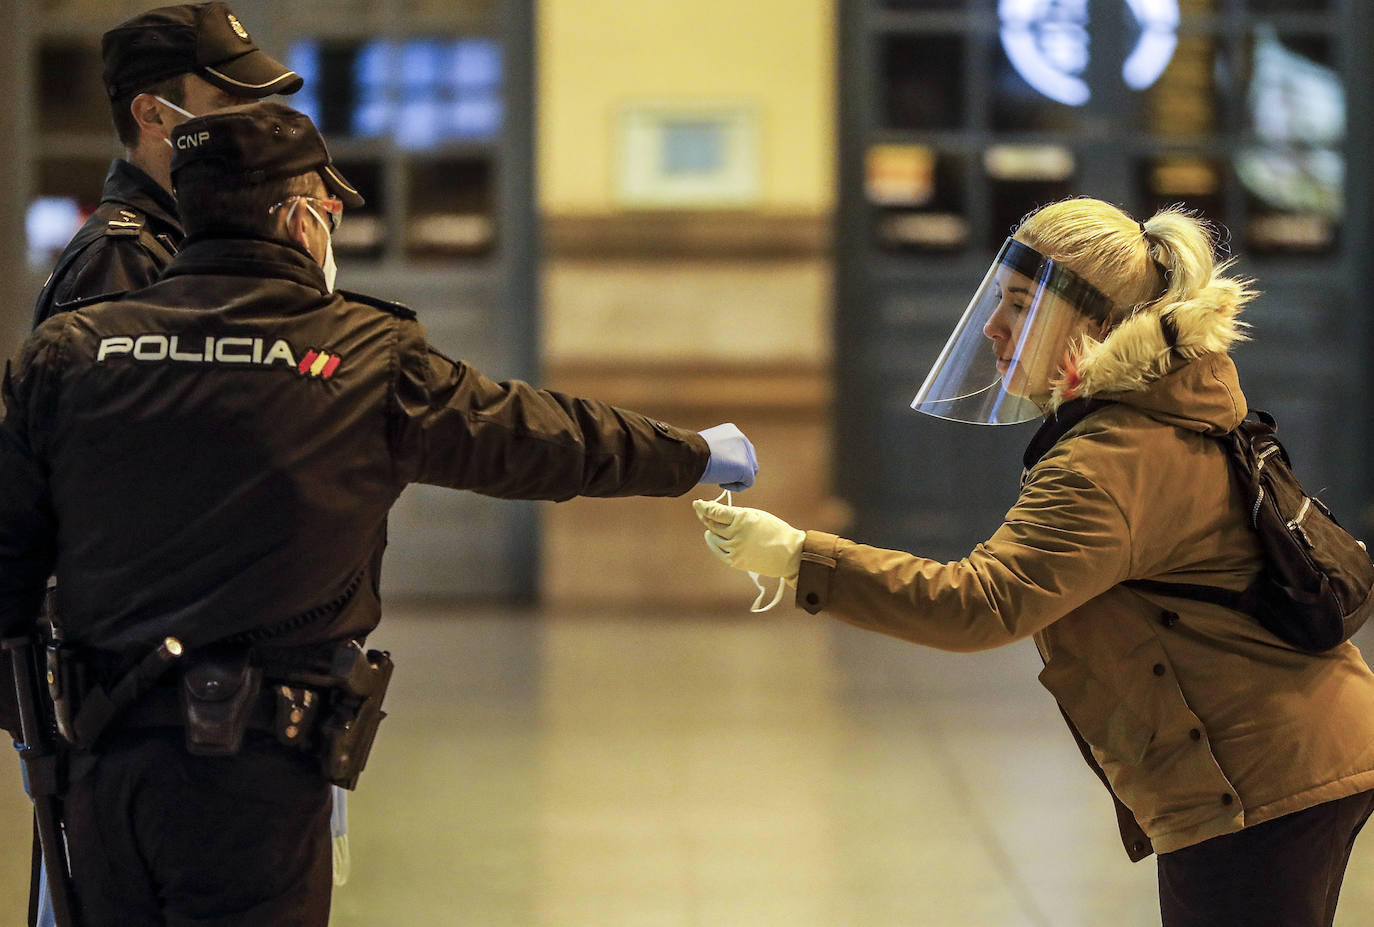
top-left (910, 238), bottom-right (1116, 425)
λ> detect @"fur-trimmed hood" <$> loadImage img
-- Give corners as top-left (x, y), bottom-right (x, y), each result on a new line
top-left (1052, 296), bottom-right (1248, 416)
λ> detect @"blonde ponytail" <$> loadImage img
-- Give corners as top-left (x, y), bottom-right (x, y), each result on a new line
top-left (1015, 198), bottom-right (1256, 404)
top-left (1140, 208), bottom-right (1256, 361)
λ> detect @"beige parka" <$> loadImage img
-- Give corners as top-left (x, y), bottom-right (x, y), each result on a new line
top-left (795, 302), bottom-right (1374, 860)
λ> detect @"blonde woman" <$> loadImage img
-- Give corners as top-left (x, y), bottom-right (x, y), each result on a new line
top-left (696, 198), bottom-right (1374, 927)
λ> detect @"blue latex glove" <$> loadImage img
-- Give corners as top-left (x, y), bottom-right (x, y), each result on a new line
top-left (331, 785), bottom-right (351, 886)
top-left (697, 423), bottom-right (758, 491)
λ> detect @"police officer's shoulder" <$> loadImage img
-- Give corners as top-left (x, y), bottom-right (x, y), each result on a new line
top-left (101, 206), bottom-right (148, 238)
top-left (51, 289), bottom-right (131, 314)
top-left (336, 289), bottom-right (418, 321)
top-left (98, 206), bottom-right (178, 263)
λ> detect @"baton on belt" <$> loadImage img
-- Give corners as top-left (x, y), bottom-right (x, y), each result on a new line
top-left (3, 632), bottom-right (79, 927)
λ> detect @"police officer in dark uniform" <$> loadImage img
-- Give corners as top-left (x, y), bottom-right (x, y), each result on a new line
top-left (21, 9), bottom-right (302, 923)
top-left (32, 2), bottom-right (302, 327)
top-left (0, 102), bottom-right (757, 925)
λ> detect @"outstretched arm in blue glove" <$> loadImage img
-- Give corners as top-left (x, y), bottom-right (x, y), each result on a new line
top-left (697, 423), bottom-right (759, 491)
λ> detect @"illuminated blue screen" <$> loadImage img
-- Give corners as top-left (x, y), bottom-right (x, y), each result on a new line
top-left (287, 38), bottom-right (503, 149)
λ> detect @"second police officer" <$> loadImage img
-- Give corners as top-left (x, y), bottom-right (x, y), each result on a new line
top-left (33, 2), bottom-right (303, 327)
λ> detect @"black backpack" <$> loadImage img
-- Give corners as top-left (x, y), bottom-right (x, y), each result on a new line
top-left (1024, 399), bottom-right (1374, 652)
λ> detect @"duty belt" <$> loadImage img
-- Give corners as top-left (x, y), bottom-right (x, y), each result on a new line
top-left (48, 638), bottom-right (392, 790)
top-left (116, 677), bottom-right (325, 752)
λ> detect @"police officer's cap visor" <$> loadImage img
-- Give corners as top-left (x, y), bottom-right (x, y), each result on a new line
top-left (191, 3), bottom-right (302, 96)
top-left (199, 49), bottom-right (303, 98)
top-left (320, 165), bottom-right (364, 210)
top-left (170, 104), bottom-right (365, 208)
top-left (101, 2), bottom-right (302, 100)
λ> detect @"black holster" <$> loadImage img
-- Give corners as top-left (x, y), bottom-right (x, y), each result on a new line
top-left (318, 645), bottom-right (392, 790)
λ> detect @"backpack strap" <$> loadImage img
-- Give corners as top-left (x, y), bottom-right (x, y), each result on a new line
top-left (1119, 577), bottom-right (1248, 612)
top-left (1120, 409), bottom-right (1274, 618)
top-left (1022, 397), bottom-right (1117, 471)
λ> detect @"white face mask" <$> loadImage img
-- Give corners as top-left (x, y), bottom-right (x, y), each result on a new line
top-left (276, 196), bottom-right (340, 292)
top-left (708, 489), bottom-right (787, 613)
top-left (300, 201), bottom-right (338, 293)
top-left (154, 95), bottom-right (199, 149)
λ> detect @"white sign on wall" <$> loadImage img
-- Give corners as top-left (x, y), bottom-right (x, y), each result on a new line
top-left (616, 103), bottom-right (761, 208)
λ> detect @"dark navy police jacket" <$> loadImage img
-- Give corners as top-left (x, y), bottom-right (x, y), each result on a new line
top-left (0, 238), bottom-right (708, 653)
top-left (32, 159), bottom-right (183, 329)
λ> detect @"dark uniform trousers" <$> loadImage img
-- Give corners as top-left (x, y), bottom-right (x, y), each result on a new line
top-left (1157, 788), bottom-right (1374, 927)
top-left (64, 730), bottom-right (332, 926)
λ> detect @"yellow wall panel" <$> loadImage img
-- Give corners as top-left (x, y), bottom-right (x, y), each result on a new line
top-left (539, 0), bottom-right (835, 214)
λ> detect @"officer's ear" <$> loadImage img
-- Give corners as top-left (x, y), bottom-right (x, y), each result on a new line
top-left (129, 93), bottom-right (168, 138)
top-left (280, 198), bottom-right (310, 247)
top-left (280, 197), bottom-right (327, 265)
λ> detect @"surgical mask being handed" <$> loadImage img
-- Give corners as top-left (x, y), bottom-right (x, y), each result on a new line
top-left (154, 95), bottom-right (201, 149)
top-left (706, 489), bottom-right (788, 613)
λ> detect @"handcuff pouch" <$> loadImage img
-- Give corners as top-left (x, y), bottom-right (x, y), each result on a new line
top-left (180, 649), bottom-right (262, 756)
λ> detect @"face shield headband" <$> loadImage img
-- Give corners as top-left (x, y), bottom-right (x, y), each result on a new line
top-left (910, 238), bottom-right (1116, 425)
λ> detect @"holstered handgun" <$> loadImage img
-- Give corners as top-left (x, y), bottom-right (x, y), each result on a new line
top-left (180, 647), bottom-right (262, 757)
top-left (318, 644), bottom-right (392, 790)
top-left (45, 638), bottom-right (85, 745)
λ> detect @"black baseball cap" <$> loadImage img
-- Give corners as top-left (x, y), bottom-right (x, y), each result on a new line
top-left (102, 2), bottom-right (303, 101)
top-left (170, 102), bottom-right (364, 207)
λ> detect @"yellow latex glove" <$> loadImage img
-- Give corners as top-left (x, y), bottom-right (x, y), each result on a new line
top-left (693, 499), bottom-right (805, 583)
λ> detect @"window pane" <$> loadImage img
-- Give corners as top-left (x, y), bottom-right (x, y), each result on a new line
top-left (28, 196), bottom-right (85, 267)
top-left (871, 150), bottom-right (968, 252)
top-left (992, 0), bottom-right (1090, 128)
top-left (330, 160), bottom-right (386, 261)
top-left (37, 40), bottom-right (108, 134)
top-left (880, 35), bottom-right (966, 131)
top-left (1236, 29), bottom-right (1343, 255)
top-left (984, 145), bottom-right (1077, 247)
top-left (1243, 188), bottom-right (1339, 255)
top-left (285, 37), bottom-right (503, 146)
top-left (991, 40), bottom-right (1083, 132)
top-left (29, 156), bottom-right (110, 268)
top-left (1138, 33), bottom-right (1224, 138)
top-left (1136, 155), bottom-right (1228, 230)
top-left (880, 0), bottom-right (967, 8)
top-left (405, 158), bottom-right (495, 258)
top-left (1246, 0), bottom-right (1331, 11)
top-left (289, 41), bottom-right (364, 137)
top-left (398, 0), bottom-right (497, 15)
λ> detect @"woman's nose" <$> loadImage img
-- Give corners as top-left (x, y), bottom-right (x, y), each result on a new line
top-left (984, 314), bottom-right (1007, 342)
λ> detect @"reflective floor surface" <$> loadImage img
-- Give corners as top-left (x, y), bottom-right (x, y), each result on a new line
top-left (2, 605), bottom-right (1372, 926)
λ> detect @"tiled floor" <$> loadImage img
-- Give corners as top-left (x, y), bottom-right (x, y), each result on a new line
top-left (2, 606), bottom-right (1372, 925)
